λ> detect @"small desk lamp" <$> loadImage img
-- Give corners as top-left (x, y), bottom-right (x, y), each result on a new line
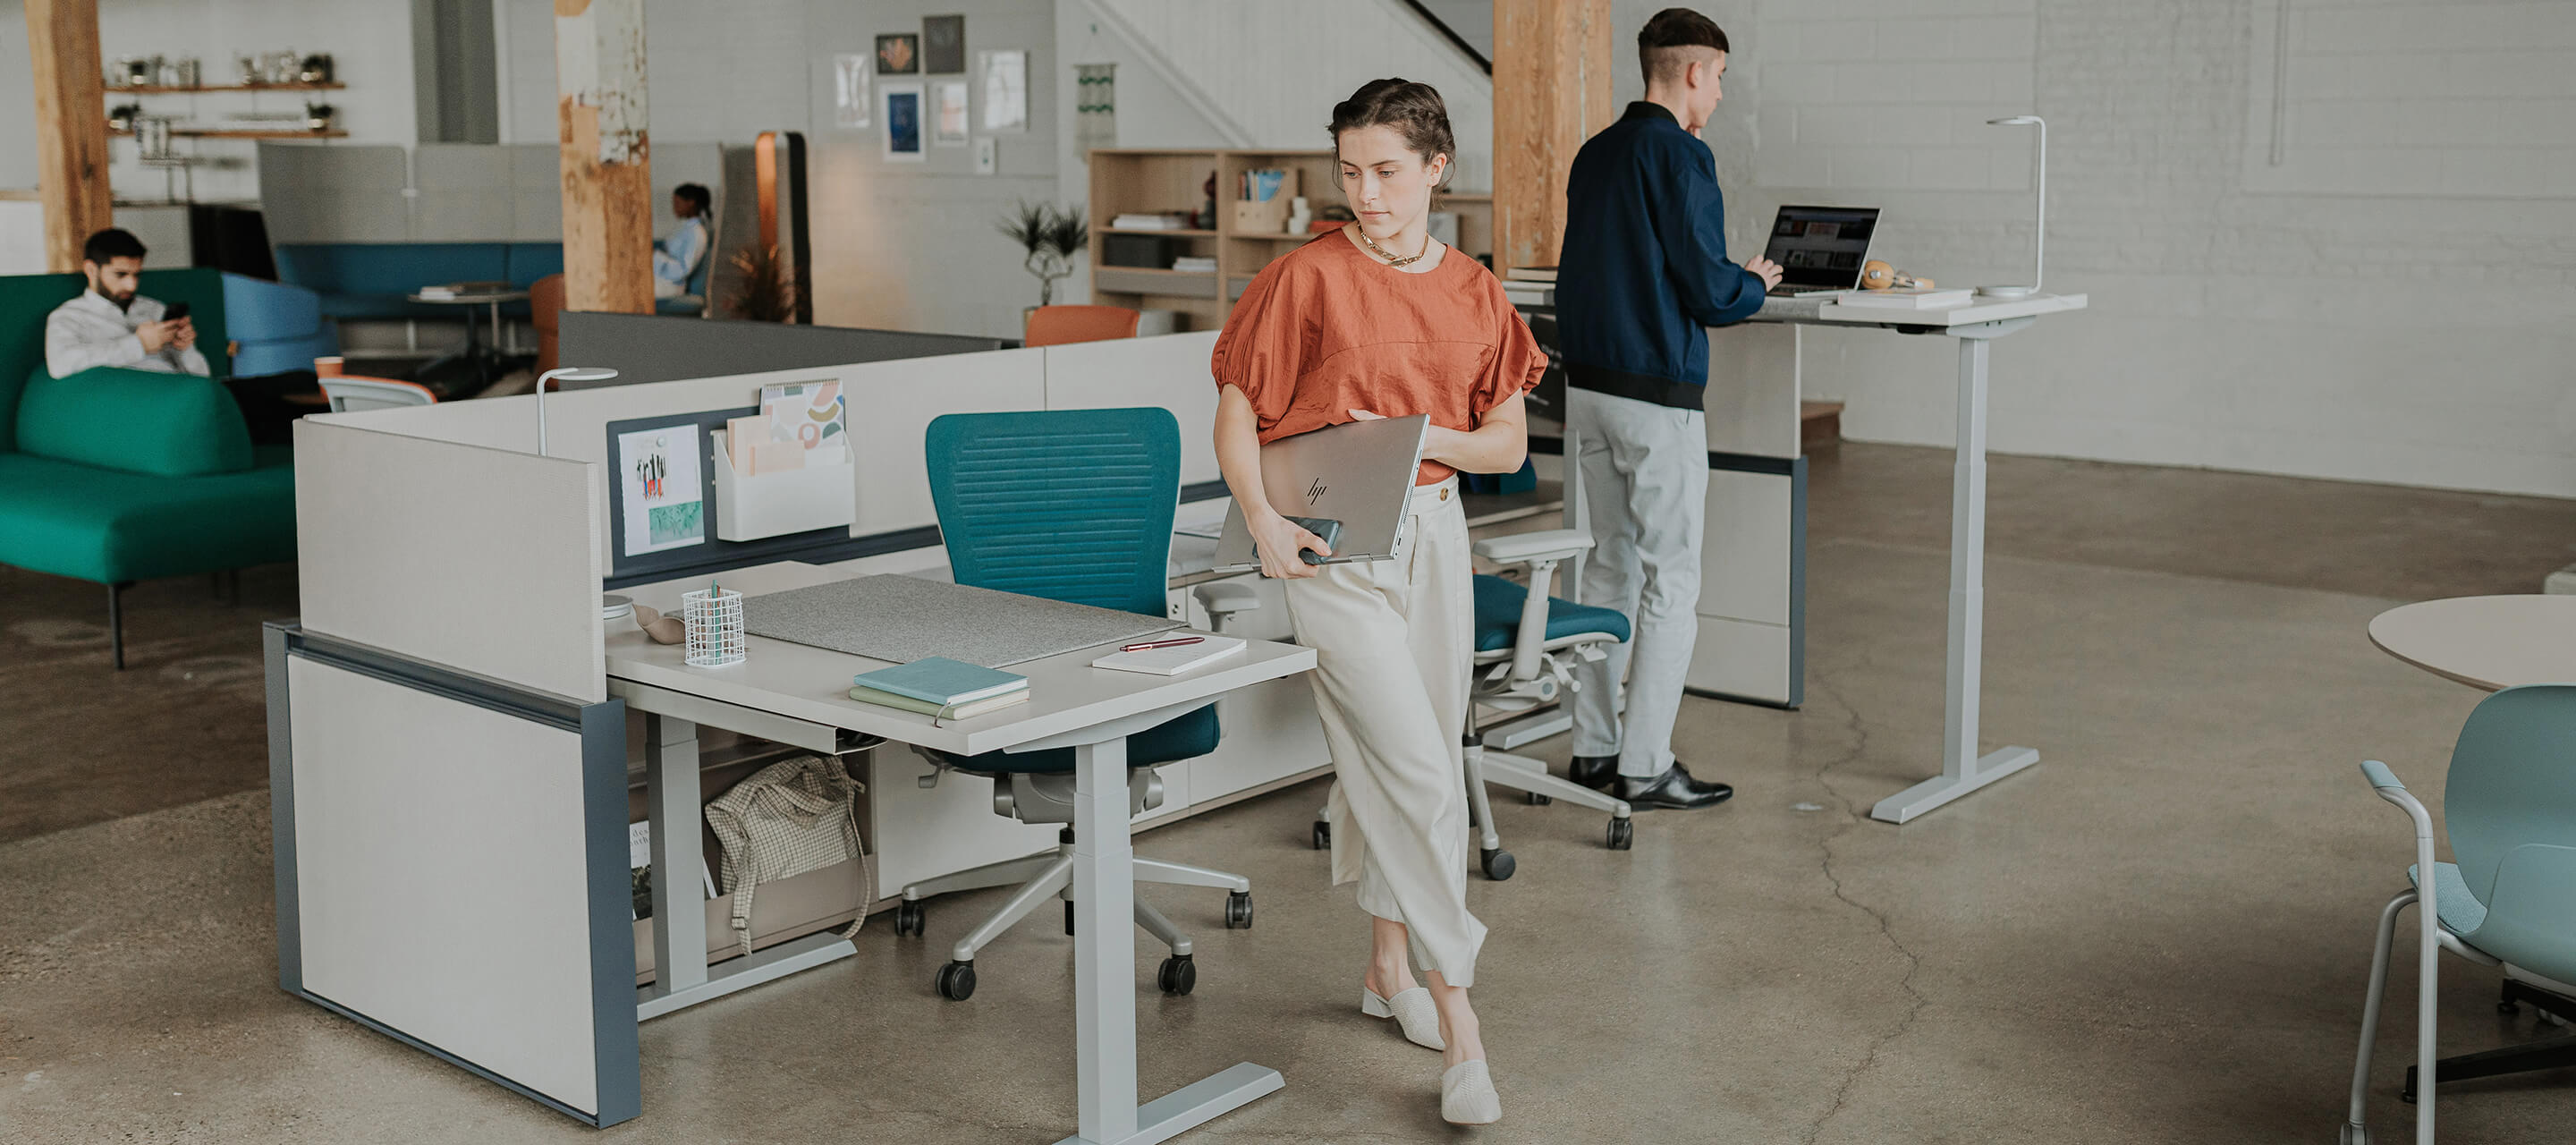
top-left (1980, 115), bottom-right (2046, 300)
top-left (533, 367), bottom-right (618, 456)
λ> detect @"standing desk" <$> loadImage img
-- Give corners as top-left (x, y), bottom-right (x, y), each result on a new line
top-left (606, 561), bottom-right (1316, 1144)
top-left (1508, 284), bottom-right (2088, 823)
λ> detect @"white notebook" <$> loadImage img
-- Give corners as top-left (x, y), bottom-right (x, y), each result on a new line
top-left (1090, 634), bottom-right (1246, 676)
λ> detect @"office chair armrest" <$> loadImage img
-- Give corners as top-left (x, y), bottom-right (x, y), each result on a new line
top-left (1472, 530), bottom-right (1595, 566)
top-left (1192, 581), bottom-right (1260, 633)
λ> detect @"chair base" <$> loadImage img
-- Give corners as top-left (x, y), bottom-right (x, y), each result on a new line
top-left (2403, 979), bottom-right (2576, 1102)
top-left (897, 831), bottom-right (1251, 997)
top-left (1312, 739), bottom-right (1637, 876)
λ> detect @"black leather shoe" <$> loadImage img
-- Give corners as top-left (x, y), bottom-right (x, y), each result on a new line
top-left (1566, 755), bottom-right (1618, 792)
top-left (1613, 763), bottom-right (1733, 810)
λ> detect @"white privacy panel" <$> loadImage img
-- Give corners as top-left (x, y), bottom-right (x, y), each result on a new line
top-left (1043, 331), bottom-right (1224, 487)
top-left (288, 656), bottom-right (606, 1115)
top-left (294, 420), bottom-right (605, 701)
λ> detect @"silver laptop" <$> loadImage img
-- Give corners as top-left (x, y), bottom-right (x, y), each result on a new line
top-left (1762, 205), bottom-right (1880, 297)
top-left (1215, 415), bottom-right (1428, 572)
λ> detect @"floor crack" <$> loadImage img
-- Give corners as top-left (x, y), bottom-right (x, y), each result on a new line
top-left (1799, 657), bottom-right (1929, 1145)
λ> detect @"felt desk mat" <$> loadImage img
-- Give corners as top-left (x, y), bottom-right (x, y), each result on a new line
top-left (740, 574), bottom-right (1182, 668)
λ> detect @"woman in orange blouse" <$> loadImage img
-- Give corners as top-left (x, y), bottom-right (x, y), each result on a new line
top-left (1210, 79), bottom-right (1543, 1126)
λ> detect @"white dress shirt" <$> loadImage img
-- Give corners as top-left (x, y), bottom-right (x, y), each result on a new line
top-left (44, 290), bottom-right (210, 378)
top-left (652, 216), bottom-right (709, 297)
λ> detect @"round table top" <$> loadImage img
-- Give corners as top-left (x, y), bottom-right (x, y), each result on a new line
top-left (406, 290), bottom-right (528, 304)
top-left (2368, 595), bottom-right (2576, 691)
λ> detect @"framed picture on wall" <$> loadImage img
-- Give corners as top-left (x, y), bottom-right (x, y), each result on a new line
top-left (882, 81), bottom-right (926, 162)
top-left (933, 81), bottom-right (970, 148)
top-left (923, 14), bottom-right (966, 73)
top-left (978, 49), bottom-right (1028, 134)
top-left (832, 54), bottom-right (872, 129)
top-left (876, 33), bottom-right (919, 75)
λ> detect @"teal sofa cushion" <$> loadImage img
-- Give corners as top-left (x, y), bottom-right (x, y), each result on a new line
top-left (17, 367), bottom-right (253, 477)
top-left (0, 452), bottom-right (296, 583)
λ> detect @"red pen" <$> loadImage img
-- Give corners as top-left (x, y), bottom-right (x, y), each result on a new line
top-left (1121, 636), bottom-right (1206, 652)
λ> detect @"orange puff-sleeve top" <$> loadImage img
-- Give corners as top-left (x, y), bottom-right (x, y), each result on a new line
top-left (1210, 233), bottom-right (1545, 486)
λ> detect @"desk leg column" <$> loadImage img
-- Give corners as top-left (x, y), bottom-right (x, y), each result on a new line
top-left (645, 714), bottom-right (708, 997)
top-left (1869, 335), bottom-right (2038, 824)
top-left (1071, 737), bottom-right (1140, 1144)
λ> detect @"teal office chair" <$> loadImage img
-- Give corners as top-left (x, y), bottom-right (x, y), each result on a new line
top-left (894, 407), bottom-right (1260, 1003)
top-left (2343, 683), bottom-right (2576, 1143)
top-left (1309, 530), bottom-right (1638, 877)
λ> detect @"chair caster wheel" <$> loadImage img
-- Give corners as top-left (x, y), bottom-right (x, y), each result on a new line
top-left (1157, 954), bottom-right (1197, 996)
top-left (1480, 848), bottom-right (1516, 881)
top-left (1526, 792), bottom-right (1552, 805)
top-left (1224, 890), bottom-right (1253, 929)
top-left (936, 960), bottom-right (977, 1001)
top-left (2499, 1001), bottom-right (2521, 1015)
top-left (894, 900), bottom-right (926, 937)
top-left (1312, 821), bottom-right (1330, 850)
top-left (1606, 818), bottom-right (1634, 850)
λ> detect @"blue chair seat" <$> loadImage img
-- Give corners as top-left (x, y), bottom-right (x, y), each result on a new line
top-left (1470, 572), bottom-right (1630, 654)
top-left (937, 703), bottom-right (1218, 776)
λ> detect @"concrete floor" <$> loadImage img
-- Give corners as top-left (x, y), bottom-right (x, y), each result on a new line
top-left (5, 443), bottom-right (2576, 1142)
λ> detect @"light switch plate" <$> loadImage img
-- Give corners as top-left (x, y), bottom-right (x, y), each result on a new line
top-left (973, 137), bottom-right (996, 174)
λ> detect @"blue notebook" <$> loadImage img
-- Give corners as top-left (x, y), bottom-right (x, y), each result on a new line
top-left (852, 657), bottom-right (1029, 706)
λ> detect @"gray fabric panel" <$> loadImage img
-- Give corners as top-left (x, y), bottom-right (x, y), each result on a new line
top-left (741, 574), bottom-right (1179, 668)
top-left (556, 311), bottom-right (1009, 387)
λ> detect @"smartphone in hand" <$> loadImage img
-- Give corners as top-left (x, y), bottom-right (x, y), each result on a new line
top-left (163, 301), bottom-right (191, 321)
top-left (1284, 516), bottom-right (1343, 565)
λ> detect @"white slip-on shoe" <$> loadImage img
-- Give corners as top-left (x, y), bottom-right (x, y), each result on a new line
top-left (1441, 1058), bottom-right (1501, 1125)
top-left (1360, 987), bottom-right (1445, 1051)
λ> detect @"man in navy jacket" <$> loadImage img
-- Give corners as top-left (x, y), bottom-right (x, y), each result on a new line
top-left (1555, 8), bottom-right (1781, 810)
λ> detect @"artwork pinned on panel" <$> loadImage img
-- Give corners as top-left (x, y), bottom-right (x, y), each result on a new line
top-left (877, 32), bottom-right (919, 75)
top-left (979, 48), bottom-right (1028, 134)
top-left (882, 81), bottom-right (926, 162)
top-left (934, 81), bottom-right (970, 148)
top-left (923, 14), bottom-right (966, 74)
top-left (833, 54), bottom-right (872, 129)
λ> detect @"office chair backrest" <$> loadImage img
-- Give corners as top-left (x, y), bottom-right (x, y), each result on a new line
top-left (1023, 305), bottom-right (1140, 347)
top-left (2442, 683), bottom-right (2576, 981)
top-left (322, 376), bottom-right (437, 413)
top-left (923, 407), bottom-right (1179, 617)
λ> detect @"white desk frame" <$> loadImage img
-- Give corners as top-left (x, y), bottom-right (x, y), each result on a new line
top-left (1806, 293), bottom-right (2088, 823)
top-left (606, 562), bottom-right (1313, 1145)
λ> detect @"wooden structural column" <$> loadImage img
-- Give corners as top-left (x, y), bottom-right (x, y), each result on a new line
top-left (555, 0), bottom-right (654, 313)
top-left (25, 0), bottom-right (114, 273)
top-left (1492, 0), bottom-right (1613, 274)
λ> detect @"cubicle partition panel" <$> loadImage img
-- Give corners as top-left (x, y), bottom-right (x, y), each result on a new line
top-left (557, 311), bottom-right (1014, 386)
top-left (274, 419), bottom-right (635, 1125)
top-left (1039, 331), bottom-right (1224, 493)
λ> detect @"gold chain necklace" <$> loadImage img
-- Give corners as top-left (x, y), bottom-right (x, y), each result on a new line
top-left (1357, 225), bottom-right (1431, 268)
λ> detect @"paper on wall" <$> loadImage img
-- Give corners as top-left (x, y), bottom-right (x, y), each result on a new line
top-left (618, 423), bottom-right (706, 556)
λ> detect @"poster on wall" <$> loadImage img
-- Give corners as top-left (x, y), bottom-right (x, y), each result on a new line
top-left (833, 54), bottom-right (872, 129)
top-left (616, 424), bottom-right (706, 557)
top-left (923, 14), bottom-right (966, 73)
top-left (979, 49), bottom-right (1028, 134)
top-left (882, 82), bottom-right (926, 162)
top-left (1075, 63), bottom-right (1116, 154)
top-left (876, 33), bottom-right (919, 74)
top-left (933, 81), bottom-right (970, 148)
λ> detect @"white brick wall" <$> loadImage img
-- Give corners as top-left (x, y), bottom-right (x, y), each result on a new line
top-left (1692, 0), bottom-right (2576, 498)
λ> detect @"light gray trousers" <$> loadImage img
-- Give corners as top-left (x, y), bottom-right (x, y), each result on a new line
top-left (1567, 386), bottom-right (1709, 779)
top-left (1284, 479), bottom-right (1486, 987)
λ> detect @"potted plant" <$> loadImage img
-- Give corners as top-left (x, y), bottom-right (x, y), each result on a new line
top-left (997, 200), bottom-right (1088, 326)
top-left (727, 244), bottom-right (798, 323)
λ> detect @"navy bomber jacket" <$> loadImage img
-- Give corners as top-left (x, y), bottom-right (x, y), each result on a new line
top-left (1556, 102), bottom-right (1767, 411)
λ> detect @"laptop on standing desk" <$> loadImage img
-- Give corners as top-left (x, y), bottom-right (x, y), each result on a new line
top-left (1761, 205), bottom-right (1881, 297)
top-left (1214, 415), bottom-right (1428, 572)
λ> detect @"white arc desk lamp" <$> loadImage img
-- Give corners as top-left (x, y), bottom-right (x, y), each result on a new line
top-left (532, 366), bottom-right (619, 456)
top-left (1979, 115), bottom-right (2045, 300)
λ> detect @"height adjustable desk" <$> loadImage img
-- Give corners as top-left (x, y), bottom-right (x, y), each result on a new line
top-left (606, 561), bottom-right (1316, 1144)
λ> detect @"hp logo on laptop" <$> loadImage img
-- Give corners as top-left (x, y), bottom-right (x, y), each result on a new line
top-left (1306, 477), bottom-right (1327, 506)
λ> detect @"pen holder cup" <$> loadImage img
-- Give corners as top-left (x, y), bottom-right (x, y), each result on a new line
top-left (682, 589), bottom-right (746, 667)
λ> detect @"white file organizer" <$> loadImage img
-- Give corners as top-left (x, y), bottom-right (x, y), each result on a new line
top-left (709, 430), bottom-right (858, 542)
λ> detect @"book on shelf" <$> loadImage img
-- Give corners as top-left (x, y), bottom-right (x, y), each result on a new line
top-left (1169, 256), bottom-right (1218, 274)
top-left (1835, 286), bottom-right (1975, 310)
top-left (1110, 213), bottom-right (1192, 231)
top-left (851, 656), bottom-right (1027, 706)
top-left (1502, 266), bottom-right (1558, 283)
top-left (848, 683), bottom-right (1031, 720)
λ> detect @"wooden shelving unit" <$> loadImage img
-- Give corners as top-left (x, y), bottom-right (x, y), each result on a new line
top-left (111, 126), bottom-right (345, 140)
top-left (1087, 148), bottom-right (1496, 333)
top-left (109, 81), bottom-right (344, 94)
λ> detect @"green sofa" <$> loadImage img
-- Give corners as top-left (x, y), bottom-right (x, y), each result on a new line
top-left (0, 267), bottom-right (297, 668)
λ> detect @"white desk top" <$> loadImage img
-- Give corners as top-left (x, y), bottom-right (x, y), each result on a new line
top-left (1803, 291), bottom-right (2088, 327)
top-left (2368, 595), bottom-right (2576, 692)
top-left (605, 561), bottom-right (1315, 756)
